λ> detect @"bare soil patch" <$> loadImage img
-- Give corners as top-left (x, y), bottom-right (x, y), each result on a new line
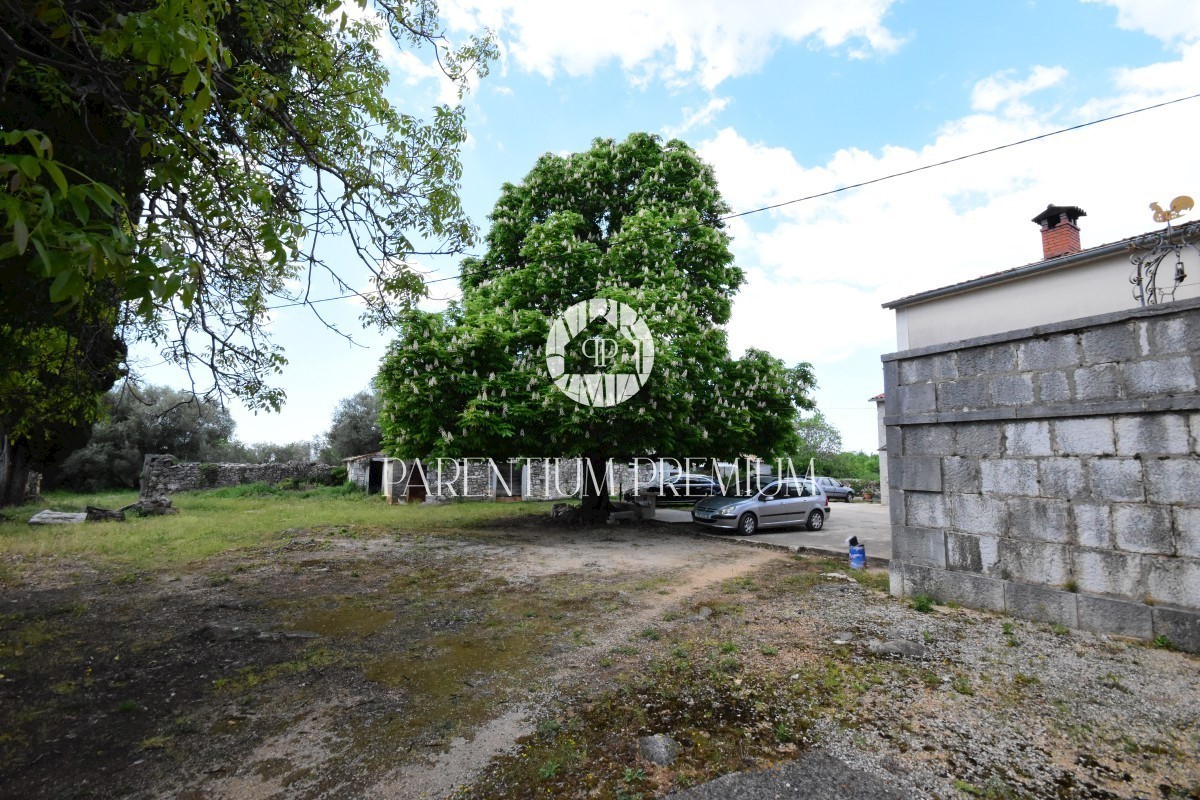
top-left (2, 514), bottom-right (1198, 800)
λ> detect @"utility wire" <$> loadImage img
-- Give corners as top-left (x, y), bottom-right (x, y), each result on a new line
top-left (267, 90), bottom-right (1200, 311)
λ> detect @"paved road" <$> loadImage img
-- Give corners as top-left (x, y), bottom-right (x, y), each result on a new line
top-left (654, 501), bottom-right (892, 563)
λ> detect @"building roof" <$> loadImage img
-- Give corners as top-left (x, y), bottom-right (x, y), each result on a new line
top-left (882, 232), bottom-right (1141, 310)
top-left (341, 451), bottom-right (385, 463)
top-left (869, 392), bottom-right (885, 402)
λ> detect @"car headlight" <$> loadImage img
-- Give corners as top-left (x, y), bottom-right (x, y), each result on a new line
top-left (715, 504), bottom-right (738, 515)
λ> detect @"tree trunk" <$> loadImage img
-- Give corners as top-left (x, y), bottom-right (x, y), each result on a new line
top-left (0, 432), bottom-right (33, 508)
top-left (578, 455), bottom-right (613, 524)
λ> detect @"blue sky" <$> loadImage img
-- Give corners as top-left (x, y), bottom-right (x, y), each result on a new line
top-left (137, 0), bottom-right (1200, 455)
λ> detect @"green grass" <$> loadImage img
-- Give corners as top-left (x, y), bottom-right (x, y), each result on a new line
top-left (910, 595), bottom-right (934, 613)
top-left (0, 489), bottom-right (558, 570)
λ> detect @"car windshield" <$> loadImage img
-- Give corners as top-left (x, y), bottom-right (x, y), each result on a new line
top-left (715, 475), bottom-right (766, 497)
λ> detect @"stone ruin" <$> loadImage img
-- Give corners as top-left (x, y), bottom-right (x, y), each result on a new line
top-left (139, 454), bottom-right (335, 498)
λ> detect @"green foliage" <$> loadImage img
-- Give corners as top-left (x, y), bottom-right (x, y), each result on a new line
top-left (792, 410), bottom-right (879, 480)
top-left (1, 1), bottom-right (494, 409)
top-left (325, 389), bottom-right (383, 461)
top-left (53, 385), bottom-right (236, 491)
top-left (910, 595), bottom-right (934, 613)
top-left (198, 464), bottom-right (220, 489)
top-left (1, 0), bottom-right (495, 506)
top-left (377, 133), bottom-right (815, 471)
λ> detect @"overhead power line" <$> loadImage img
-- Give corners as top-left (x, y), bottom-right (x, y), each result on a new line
top-left (268, 90), bottom-right (1200, 310)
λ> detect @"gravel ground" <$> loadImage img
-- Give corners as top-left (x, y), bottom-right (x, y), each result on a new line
top-left (676, 563), bottom-right (1200, 800)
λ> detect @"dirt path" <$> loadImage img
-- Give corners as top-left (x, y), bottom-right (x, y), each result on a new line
top-left (0, 520), bottom-right (783, 800)
top-left (371, 536), bottom-right (783, 799)
top-left (12, 515), bottom-right (1194, 800)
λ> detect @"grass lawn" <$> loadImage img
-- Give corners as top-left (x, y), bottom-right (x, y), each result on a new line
top-left (0, 485), bottom-right (555, 572)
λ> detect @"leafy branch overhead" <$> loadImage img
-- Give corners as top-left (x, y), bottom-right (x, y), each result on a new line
top-left (0, 0), bottom-right (497, 409)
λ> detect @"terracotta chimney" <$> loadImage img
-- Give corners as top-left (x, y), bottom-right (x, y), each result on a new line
top-left (1031, 204), bottom-right (1087, 259)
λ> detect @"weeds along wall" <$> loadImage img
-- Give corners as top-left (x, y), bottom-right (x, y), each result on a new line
top-left (883, 297), bottom-right (1200, 652)
top-left (140, 454), bottom-right (334, 497)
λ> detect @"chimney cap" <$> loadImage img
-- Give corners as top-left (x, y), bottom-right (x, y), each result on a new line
top-left (1032, 204), bottom-right (1087, 227)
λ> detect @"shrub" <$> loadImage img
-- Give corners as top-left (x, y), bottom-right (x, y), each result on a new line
top-left (198, 463), bottom-right (220, 488)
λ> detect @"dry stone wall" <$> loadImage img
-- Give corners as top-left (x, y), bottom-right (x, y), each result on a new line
top-left (883, 297), bottom-right (1200, 651)
top-left (139, 454), bottom-right (334, 497)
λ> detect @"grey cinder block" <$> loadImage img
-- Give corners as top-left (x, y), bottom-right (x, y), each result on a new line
top-left (1145, 556), bottom-right (1200, 608)
top-left (1152, 607), bottom-right (1200, 653)
top-left (1036, 371), bottom-right (1071, 403)
top-left (946, 531), bottom-right (1000, 575)
top-left (999, 538), bottom-right (1072, 583)
top-left (1112, 504), bottom-right (1174, 555)
top-left (899, 353), bottom-right (957, 384)
top-left (981, 459), bottom-right (1039, 497)
top-left (1018, 335), bottom-right (1079, 371)
top-left (1038, 458), bottom-right (1087, 500)
top-left (937, 378), bottom-right (989, 411)
top-left (1005, 581), bottom-right (1078, 626)
top-left (1124, 357), bottom-right (1196, 398)
top-left (1077, 594), bottom-right (1153, 640)
top-left (943, 457), bottom-right (981, 494)
top-left (956, 422), bottom-right (1003, 456)
top-left (900, 564), bottom-right (1006, 611)
top-left (1145, 315), bottom-right (1200, 356)
top-left (1144, 458), bottom-right (1200, 504)
top-left (892, 526), bottom-right (947, 568)
top-left (990, 374), bottom-right (1034, 407)
top-left (1176, 507), bottom-right (1200, 559)
top-left (1007, 497), bottom-right (1072, 543)
top-left (1074, 364), bottom-right (1123, 402)
top-left (1054, 417), bottom-right (1115, 456)
top-left (897, 382), bottom-right (937, 414)
top-left (1115, 414), bottom-right (1191, 456)
top-left (897, 455), bottom-right (943, 491)
top-left (1004, 420), bottom-right (1052, 456)
top-left (1086, 458), bottom-right (1144, 503)
top-left (904, 424), bottom-right (955, 456)
top-left (950, 493), bottom-right (1008, 536)
top-left (1081, 324), bottom-right (1138, 366)
top-left (1073, 547), bottom-right (1145, 598)
top-left (1073, 503), bottom-right (1113, 549)
top-left (957, 344), bottom-right (1016, 377)
top-left (905, 491), bottom-right (949, 528)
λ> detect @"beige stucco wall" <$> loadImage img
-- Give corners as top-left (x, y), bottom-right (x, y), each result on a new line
top-left (895, 247), bottom-right (1200, 350)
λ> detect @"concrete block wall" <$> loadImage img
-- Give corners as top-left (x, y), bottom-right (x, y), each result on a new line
top-left (883, 297), bottom-right (1200, 652)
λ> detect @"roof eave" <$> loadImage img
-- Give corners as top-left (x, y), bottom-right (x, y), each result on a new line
top-left (882, 239), bottom-right (1131, 310)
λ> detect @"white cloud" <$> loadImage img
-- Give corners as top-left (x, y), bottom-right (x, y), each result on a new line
top-left (697, 51), bottom-right (1200, 373)
top-left (1081, 0), bottom-right (1200, 44)
top-left (662, 97), bottom-right (731, 138)
top-left (971, 66), bottom-right (1068, 112)
top-left (336, 1), bottom-right (464, 106)
top-left (441, 0), bottom-right (903, 89)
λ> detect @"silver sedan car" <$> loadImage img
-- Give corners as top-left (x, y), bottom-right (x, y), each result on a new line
top-left (690, 478), bottom-right (830, 535)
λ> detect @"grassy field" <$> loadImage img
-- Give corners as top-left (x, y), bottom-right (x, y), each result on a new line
top-left (0, 485), bottom-right (555, 572)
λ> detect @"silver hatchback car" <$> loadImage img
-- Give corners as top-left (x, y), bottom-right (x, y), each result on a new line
top-left (691, 478), bottom-right (830, 535)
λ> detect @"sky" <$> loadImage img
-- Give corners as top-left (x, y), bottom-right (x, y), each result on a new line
top-left (135, 0), bottom-right (1200, 455)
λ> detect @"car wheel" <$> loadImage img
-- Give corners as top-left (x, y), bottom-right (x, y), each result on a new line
top-left (845, 491), bottom-right (854, 503)
top-left (806, 509), bottom-right (825, 531)
top-left (736, 512), bottom-right (758, 536)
